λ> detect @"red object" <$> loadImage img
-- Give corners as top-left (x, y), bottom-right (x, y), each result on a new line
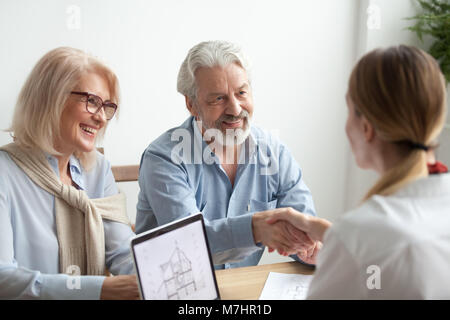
top-left (428, 161), bottom-right (448, 174)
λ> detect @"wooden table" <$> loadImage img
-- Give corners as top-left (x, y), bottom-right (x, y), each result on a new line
top-left (215, 261), bottom-right (315, 300)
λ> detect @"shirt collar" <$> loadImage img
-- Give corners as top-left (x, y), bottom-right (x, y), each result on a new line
top-left (45, 153), bottom-right (85, 190)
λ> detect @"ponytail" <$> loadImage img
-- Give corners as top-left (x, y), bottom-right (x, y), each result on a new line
top-left (363, 150), bottom-right (427, 201)
top-left (348, 45), bottom-right (447, 202)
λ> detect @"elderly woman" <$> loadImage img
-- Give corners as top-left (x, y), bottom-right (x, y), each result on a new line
top-left (0, 47), bottom-right (138, 299)
top-left (266, 45), bottom-right (450, 299)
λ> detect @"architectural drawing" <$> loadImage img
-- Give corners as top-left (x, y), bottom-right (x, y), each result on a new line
top-left (283, 283), bottom-right (310, 300)
top-left (259, 272), bottom-right (313, 300)
top-left (157, 243), bottom-right (197, 299)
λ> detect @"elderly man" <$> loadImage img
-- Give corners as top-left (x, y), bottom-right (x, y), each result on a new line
top-left (136, 40), bottom-right (318, 269)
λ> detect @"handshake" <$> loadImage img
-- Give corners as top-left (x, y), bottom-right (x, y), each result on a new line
top-left (252, 208), bottom-right (332, 265)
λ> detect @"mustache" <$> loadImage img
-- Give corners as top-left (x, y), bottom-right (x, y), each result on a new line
top-left (218, 110), bottom-right (250, 123)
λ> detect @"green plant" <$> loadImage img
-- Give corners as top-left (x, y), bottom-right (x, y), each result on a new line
top-left (406, 0), bottom-right (450, 83)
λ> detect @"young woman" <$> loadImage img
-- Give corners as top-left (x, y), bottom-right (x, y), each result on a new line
top-left (267, 45), bottom-right (449, 299)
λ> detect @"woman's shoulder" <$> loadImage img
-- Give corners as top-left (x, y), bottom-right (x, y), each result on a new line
top-left (79, 150), bottom-right (117, 198)
top-left (334, 198), bottom-right (388, 229)
top-left (0, 150), bottom-right (35, 195)
top-left (0, 149), bottom-right (14, 162)
top-left (335, 193), bottom-right (416, 233)
top-left (0, 150), bottom-right (20, 178)
top-left (328, 197), bottom-right (414, 261)
top-left (93, 150), bottom-right (112, 172)
top-left (330, 185), bottom-right (450, 260)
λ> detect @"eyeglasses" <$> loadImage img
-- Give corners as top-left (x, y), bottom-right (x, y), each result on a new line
top-left (70, 91), bottom-right (117, 120)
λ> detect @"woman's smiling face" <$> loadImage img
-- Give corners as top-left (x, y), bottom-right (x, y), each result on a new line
top-left (57, 72), bottom-right (110, 155)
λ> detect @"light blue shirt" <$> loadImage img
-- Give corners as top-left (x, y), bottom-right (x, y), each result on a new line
top-left (0, 150), bottom-right (135, 299)
top-left (136, 116), bottom-right (316, 269)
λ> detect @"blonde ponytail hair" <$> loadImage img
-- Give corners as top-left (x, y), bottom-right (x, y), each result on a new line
top-left (348, 45), bottom-right (447, 201)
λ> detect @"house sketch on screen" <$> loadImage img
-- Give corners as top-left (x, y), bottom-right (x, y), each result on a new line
top-left (157, 243), bottom-right (197, 299)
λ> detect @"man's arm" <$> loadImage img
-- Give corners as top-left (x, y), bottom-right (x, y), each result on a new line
top-left (275, 143), bottom-right (316, 216)
top-left (135, 148), bottom-right (261, 265)
top-left (267, 141), bottom-right (318, 263)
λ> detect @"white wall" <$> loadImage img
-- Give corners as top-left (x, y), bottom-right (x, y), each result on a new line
top-left (2, 0), bottom-right (445, 266)
top-left (0, 0), bottom-right (357, 210)
top-left (0, 0), bottom-right (359, 266)
top-left (344, 0), bottom-right (450, 210)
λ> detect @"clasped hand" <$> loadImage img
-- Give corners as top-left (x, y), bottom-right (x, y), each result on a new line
top-left (252, 208), bottom-right (330, 264)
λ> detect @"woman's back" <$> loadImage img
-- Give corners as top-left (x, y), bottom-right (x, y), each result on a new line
top-left (308, 173), bottom-right (450, 299)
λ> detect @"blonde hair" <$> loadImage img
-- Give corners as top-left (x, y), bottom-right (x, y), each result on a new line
top-left (348, 45), bottom-right (447, 201)
top-left (9, 47), bottom-right (120, 169)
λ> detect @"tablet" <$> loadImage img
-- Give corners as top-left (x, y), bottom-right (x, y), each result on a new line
top-left (131, 213), bottom-right (220, 300)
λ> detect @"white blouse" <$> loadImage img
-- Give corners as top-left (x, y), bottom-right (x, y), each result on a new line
top-left (308, 173), bottom-right (450, 299)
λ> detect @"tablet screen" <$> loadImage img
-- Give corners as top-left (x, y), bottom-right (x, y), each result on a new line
top-left (132, 217), bottom-right (219, 300)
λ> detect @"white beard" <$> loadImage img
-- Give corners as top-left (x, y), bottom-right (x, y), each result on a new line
top-left (221, 124), bottom-right (251, 147)
top-left (204, 118), bottom-right (251, 147)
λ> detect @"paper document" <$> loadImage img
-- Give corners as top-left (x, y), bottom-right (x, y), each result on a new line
top-left (259, 272), bottom-right (313, 300)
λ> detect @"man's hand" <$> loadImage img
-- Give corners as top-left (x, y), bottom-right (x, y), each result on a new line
top-left (252, 210), bottom-right (315, 256)
top-left (260, 207), bottom-right (331, 264)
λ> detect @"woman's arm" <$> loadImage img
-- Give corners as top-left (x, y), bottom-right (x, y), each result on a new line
top-left (0, 191), bottom-right (106, 299)
top-left (0, 162), bottom-right (138, 300)
top-left (101, 157), bottom-right (136, 275)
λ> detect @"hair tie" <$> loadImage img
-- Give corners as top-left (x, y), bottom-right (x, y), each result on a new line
top-left (406, 141), bottom-right (429, 151)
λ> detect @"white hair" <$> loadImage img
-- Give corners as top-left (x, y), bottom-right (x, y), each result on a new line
top-left (177, 40), bottom-right (251, 100)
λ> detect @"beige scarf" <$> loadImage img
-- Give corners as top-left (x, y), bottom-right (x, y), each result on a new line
top-left (1, 143), bottom-right (130, 276)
